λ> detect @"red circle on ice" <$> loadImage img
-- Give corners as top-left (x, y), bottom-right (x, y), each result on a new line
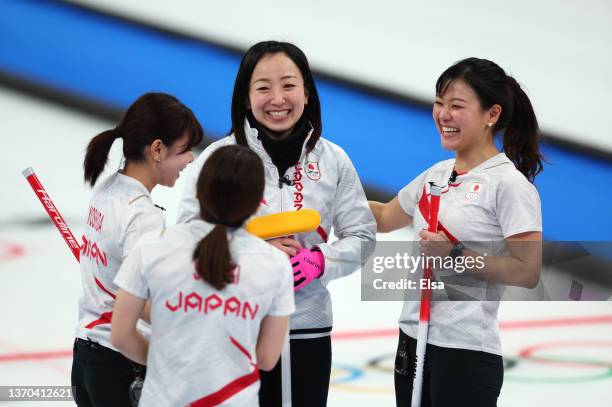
top-left (0, 241), bottom-right (25, 262)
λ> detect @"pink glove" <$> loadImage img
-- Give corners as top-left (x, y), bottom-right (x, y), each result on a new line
top-left (291, 248), bottom-right (325, 291)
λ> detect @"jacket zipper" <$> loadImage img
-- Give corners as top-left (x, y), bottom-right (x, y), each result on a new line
top-left (274, 166), bottom-right (284, 212)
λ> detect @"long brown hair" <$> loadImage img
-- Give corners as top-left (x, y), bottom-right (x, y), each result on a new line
top-left (192, 145), bottom-right (265, 290)
top-left (83, 92), bottom-right (203, 186)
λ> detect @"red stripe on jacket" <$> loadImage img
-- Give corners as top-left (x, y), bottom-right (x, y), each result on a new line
top-left (189, 336), bottom-right (260, 406)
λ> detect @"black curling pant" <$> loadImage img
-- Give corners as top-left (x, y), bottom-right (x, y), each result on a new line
top-left (394, 329), bottom-right (503, 407)
top-left (71, 338), bottom-right (145, 407)
top-left (259, 335), bottom-right (332, 407)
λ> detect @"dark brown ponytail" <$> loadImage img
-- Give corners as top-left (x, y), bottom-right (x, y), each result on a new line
top-left (436, 58), bottom-right (543, 182)
top-left (84, 129), bottom-right (119, 186)
top-left (503, 76), bottom-right (543, 182)
top-left (192, 145), bottom-right (265, 290)
top-left (83, 93), bottom-right (203, 187)
top-left (193, 225), bottom-right (233, 290)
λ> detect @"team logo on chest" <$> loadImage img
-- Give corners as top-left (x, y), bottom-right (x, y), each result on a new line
top-left (305, 162), bottom-right (321, 181)
top-left (465, 182), bottom-right (484, 200)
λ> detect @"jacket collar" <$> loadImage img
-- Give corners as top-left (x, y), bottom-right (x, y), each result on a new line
top-left (116, 172), bottom-right (151, 196)
top-left (243, 118), bottom-right (318, 164)
top-left (475, 152), bottom-right (513, 172)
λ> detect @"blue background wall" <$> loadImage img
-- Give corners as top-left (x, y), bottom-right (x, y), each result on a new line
top-left (2, 0), bottom-right (611, 240)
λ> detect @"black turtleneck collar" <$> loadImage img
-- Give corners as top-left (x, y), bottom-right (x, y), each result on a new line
top-left (247, 111), bottom-right (310, 178)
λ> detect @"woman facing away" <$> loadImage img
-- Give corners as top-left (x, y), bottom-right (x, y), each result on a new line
top-left (72, 92), bottom-right (203, 407)
top-left (111, 145), bottom-right (295, 406)
top-left (176, 41), bottom-right (376, 406)
top-left (369, 57), bottom-right (543, 406)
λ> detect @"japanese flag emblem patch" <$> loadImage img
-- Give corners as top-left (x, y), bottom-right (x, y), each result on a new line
top-left (465, 182), bottom-right (484, 200)
top-left (305, 162), bottom-right (321, 181)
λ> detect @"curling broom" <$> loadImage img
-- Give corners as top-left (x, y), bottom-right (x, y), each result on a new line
top-left (411, 183), bottom-right (442, 407)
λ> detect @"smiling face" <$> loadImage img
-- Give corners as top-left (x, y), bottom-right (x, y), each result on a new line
top-left (156, 132), bottom-right (194, 187)
top-left (248, 52), bottom-right (309, 137)
top-left (433, 79), bottom-right (500, 153)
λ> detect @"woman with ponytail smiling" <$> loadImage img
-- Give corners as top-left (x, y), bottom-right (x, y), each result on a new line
top-left (111, 145), bottom-right (295, 407)
top-left (72, 92), bottom-right (202, 407)
top-left (369, 58), bottom-right (543, 406)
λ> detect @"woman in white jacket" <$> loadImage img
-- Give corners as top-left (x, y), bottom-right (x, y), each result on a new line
top-left (177, 41), bottom-right (376, 407)
top-left (370, 58), bottom-right (543, 407)
top-left (72, 92), bottom-right (203, 406)
top-left (111, 145), bottom-right (295, 406)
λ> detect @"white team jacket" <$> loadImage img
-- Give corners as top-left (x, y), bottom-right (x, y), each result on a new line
top-left (76, 173), bottom-right (164, 348)
top-left (114, 221), bottom-right (295, 406)
top-left (177, 121), bottom-right (376, 336)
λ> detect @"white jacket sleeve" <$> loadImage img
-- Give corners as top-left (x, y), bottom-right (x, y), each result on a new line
top-left (317, 149), bottom-right (377, 284)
